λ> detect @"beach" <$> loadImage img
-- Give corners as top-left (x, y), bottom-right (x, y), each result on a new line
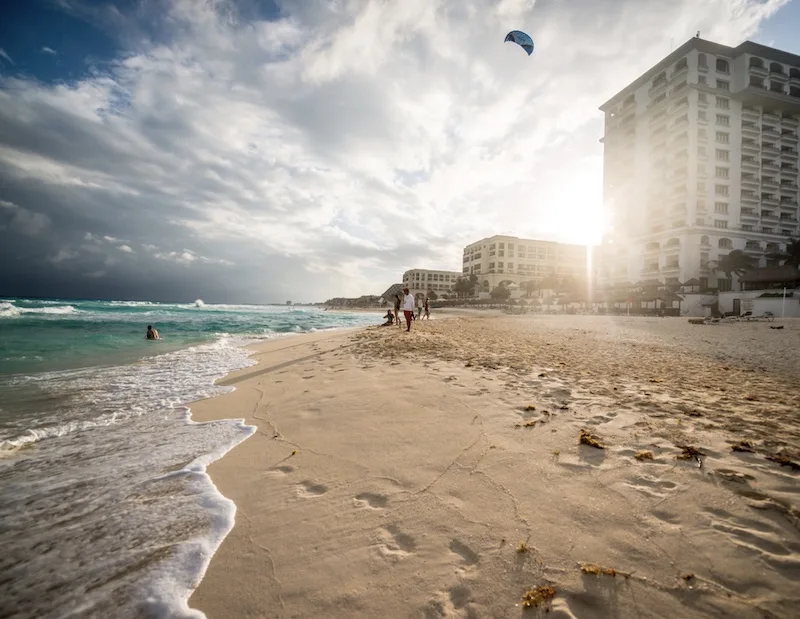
top-left (189, 314), bottom-right (800, 618)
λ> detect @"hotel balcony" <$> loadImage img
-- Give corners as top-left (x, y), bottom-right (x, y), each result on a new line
top-left (741, 123), bottom-right (760, 138)
top-left (780, 182), bottom-right (799, 195)
top-left (763, 160), bottom-right (780, 174)
top-left (761, 210), bottom-right (780, 221)
top-left (783, 116), bottom-right (799, 129)
top-left (744, 243), bottom-right (763, 256)
top-left (741, 192), bottom-right (760, 206)
top-left (742, 107), bottom-right (760, 122)
top-left (748, 64), bottom-right (768, 79)
top-left (641, 265), bottom-right (660, 276)
top-left (735, 84), bottom-right (800, 114)
top-left (780, 165), bottom-right (798, 178)
top-left (762, 177), bottom-right (779, 189)
top-left (670, 64), bottom-right (689, 83)
top-left (783, 132), bottom-right (799, 145)
top-left (790, 73), bottom-right (800, 88)
top-left (742, 140), bottom-right (760, 155)
top-left (741, 207), bottom-right (759, 220)
top-left (741, 157), bottom-right (759, 172)
top-left (764, 113), bottom-right (781, 125)
top-left (762, 195), bottom-right (779, 207)
top-left (770, 69), bottom-right (788, 83)
top-left (648, 79), bottom-right (668, 98)
top-left (782, 148), bottom-right (799, 161)
top-left (780, 199), bottom-right (799, 210)
top-left (780, 217), bottom-right (799, 225)
top-left (671, 98), bottom-right (689, 114)
top-left (661, 264), bottom-right (681, 274)
top-left (742, 174), bottom-right (760, 189)
top-left (762, 143), bottom-right (781, 157)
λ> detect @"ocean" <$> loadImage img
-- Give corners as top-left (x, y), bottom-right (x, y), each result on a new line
top-left (0, 298), bottom-right (380, 619)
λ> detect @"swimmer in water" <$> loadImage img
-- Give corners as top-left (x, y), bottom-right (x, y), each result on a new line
top-left (146, 325), bottom-right (159, 340)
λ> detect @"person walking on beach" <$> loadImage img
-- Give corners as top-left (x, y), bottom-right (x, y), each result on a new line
top-left (402, 287), bottom-right (415, 332)
top-left (423, 297), bottom-right (430, 319)
top-left (416, 295), bottom-right (424, 320)
top-left (146, 325), bottom-right (160, 340)
top-left (394, 294), bottom-right (402, 328)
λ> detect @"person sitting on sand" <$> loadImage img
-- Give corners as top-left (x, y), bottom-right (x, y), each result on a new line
top-left (381, 310), bottom-right (395, 326)
top-left (146, 325), bottom-right (160, 340)
top-left (402, 287), bottom-right (415, 332)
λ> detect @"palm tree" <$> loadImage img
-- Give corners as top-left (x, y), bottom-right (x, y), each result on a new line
top-left (712, 249), bottom-right (755, 290)
top-left (766, 238), bottom-right (800, 267)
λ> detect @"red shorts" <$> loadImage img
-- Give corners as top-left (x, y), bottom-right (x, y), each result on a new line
top-left (403, 310), bottom-right (413, 322)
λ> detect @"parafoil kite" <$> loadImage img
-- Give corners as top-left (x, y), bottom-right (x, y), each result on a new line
top-left (504, 30), bottom-right (534, 56)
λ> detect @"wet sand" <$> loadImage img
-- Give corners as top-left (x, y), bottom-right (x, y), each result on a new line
top-left (189, 315), bottom-right (800, 618)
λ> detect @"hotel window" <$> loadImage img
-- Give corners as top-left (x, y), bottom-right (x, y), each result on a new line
top-left (742, 224), bottom-right (754, 231)
top-left (716, 80), bottom-right (730, 91)
top-left (508, 263), bottom-right (514, 269)
top-left (716, 59), bottom-right (730, 73)
top-left (715, 184), bottom-right (729, 196)
top-left (715, 97), bottom-right (730, 109)
top-left (698, 110), bottom-right (707, 121)
top-left (716, 114), bottom-right (730, 126)
top-left (714, 220), bottom-right (728, 229)
top-left (715, 149), bottom-right (729, 161)
top-left (499, 243), bottom-right (505, 249)
top-left (497, 262), bottom-right (504, 268)
top-left (508, 244), bottom-right (514, 250)
top-left (698, 92), bottom-right (707, 103)
top-left (715, 167), bottom-right (729, 179)
top-left (718, 279), bottom-right (732, 292)
top-left (698, 75), bottom-right (707, 84)
top-left (715, 131), bottom-right (729, 144)
top-left (714, 202), bottom-right (728, 213)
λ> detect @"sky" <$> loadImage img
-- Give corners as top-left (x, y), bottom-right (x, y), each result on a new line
top-left (1, 0), bottom-right (799, 303)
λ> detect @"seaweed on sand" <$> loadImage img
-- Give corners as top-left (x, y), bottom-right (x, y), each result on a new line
top-left (516, 542), bottom-right (529, 553)
top-left (580, 563), bottom-right (617, 577)
top-left (731, 440), bottom-right (755, 453)
top-left (522, 404), bottom-right (536, 411)
top-left (579, 429), bottom-right (606, 449)
top-left (634, 451), bottom-right (654, 461)
top-left (765, 453), bottom-right (800, 472)
top-left (515, 420), bottom-right (537, 428)
top-left (676, 444), bottom-right (706, 461)
top-left (521, 585), bottom-right (556, 609)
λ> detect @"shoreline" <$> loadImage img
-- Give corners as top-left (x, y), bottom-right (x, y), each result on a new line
top-left (187, 315), bottom-right (800, 619)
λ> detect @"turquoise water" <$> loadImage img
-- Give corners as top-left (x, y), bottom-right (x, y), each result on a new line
top-left (0, 298), bottom-right (370, 375)
top-left (0, 298), bottom-right (379, 619)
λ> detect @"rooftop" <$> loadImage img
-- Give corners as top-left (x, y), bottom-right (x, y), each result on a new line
top-left (600, 37), bottom-right (800, 111)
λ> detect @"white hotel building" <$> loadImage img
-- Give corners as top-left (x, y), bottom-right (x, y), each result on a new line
top-left (599, 38), bottom-right (800, 291)
top-left (402, 269), bottom-right (462, 298)
top-left (462, 235), bottom-right (588, 294)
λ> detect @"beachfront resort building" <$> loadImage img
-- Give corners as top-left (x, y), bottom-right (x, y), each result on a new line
top-left (599, 37), bottom-right (800, 292)
top-left (402, 269), bottom-right (462, 298)
top-left (461, 235), bottom-right (589, 295)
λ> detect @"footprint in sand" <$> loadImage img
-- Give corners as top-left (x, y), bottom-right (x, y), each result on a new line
top-left (449, 539), bottom-right (479, 575)
top-left (624, 474), bottom-right (678, 499)
top-left (353, 492), bottom-right (388, 509)
top-left (296, 481), bottom-right (328, 498)
top-left (376, 525), bottom-right (416, 560)
top-left (424, 584), bottom-right (474, 618)
top-left (267, 465), bottom-right (295, 476)
top-left (704, 507), bottom-right (800, 569)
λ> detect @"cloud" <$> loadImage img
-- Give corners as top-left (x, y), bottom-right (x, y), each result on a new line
top-left (118, 244), bottom-right (134, 253)
top-left (0, 200), bottom-right (51, 236)
top-left (0, 49), bottom-right (13, 65)
top-left (41, 47), bottom-right (58, 55)
top-left (0, 0), bottom-right (790, 301)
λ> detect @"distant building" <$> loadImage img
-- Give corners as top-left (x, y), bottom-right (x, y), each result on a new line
top-left (402, 269), bottom-right (462, 298)
top-left (599, 37), bottom-right (800, 292)
top-left (461, 235), bottom-right (589, 295)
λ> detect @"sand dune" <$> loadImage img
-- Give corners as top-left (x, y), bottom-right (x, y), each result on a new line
top-left (190, 316), bottom-right (800, 618)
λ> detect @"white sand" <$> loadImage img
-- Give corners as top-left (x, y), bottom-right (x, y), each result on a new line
top-left (189, 316), bottom-right (800, 618)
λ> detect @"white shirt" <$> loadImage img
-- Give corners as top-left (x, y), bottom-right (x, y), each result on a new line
top-left (403, 294), bottom-right (415, 311)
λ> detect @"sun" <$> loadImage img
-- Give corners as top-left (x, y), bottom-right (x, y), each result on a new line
top-left (535, 164), bottom-right (609, 247)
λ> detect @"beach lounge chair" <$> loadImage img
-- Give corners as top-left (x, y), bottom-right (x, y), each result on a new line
top-left (739, 311), bottom-right (754, 321)
top-left (758, 311), bottom-right (775, 322)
